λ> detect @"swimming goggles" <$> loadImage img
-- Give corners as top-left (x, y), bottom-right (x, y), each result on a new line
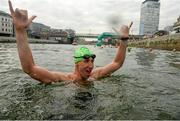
top-left (74, 54), bottom-right (96, 60)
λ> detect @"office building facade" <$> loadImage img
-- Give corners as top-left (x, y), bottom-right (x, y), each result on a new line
top-left (0, 10), bottom-right (13, 36)
top-left (139, 0), bottom-right (160, 35)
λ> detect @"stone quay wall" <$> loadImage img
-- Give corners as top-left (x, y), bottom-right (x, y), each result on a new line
top-left (128, 33), bottom-right (180, 51)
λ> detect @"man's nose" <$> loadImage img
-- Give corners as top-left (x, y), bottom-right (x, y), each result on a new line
top-left (88, 60), bottom-right (94, 68)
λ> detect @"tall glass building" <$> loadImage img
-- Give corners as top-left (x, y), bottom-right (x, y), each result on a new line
top-left (139, 0), bottom-right (160, 35)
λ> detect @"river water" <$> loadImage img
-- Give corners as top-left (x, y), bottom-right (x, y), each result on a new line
top-left (0, 43), bottom-right (180, 120)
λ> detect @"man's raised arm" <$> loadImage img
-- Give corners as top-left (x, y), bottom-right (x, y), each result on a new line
top-left (8, 0), bottom-right (69, 84)
top-left (92, 22), bottom-right (133, 79)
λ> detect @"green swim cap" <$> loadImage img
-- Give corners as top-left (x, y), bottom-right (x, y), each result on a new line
top-left (74, 47), bottom-right (93, 63)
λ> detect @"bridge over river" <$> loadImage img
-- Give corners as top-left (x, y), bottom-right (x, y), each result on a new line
top-left (75, 33), bottom-right (100, 38)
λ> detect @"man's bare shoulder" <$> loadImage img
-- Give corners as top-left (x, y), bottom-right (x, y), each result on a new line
top-left (52, 71), bottom-right (76, 82)
top-left (90, 67), bottom-right (111, 80)
top-left (90, 67), bottom-right (104, 79)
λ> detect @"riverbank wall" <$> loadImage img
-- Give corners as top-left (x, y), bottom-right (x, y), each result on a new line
top-left (128, 33), bottom-right (180, 51)
top-left (0, 37), bottom-right (59, 44)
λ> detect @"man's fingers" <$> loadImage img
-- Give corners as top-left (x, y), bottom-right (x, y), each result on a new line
top-left (8, 0), bottom-right (15, 15)
top-left (28, 15), bottom-right (37, 23)
top-left (129, 21), bottom-right (133, 29)
top-left (15, 8), bottom-right (21, 16)
top-left (20, 10), bottom-right (28, 16)
top-left (29, 15), bottom-right (37, 21)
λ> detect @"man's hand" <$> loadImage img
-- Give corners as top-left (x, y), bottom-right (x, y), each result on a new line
top-left (8, 0), bottom-right (36, 30)
top-left (120, 22), bottom-right (133, 38)
top-left (92, 22), bottom-right (133, 79)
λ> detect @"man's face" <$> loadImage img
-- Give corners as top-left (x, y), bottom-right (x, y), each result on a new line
top-left (77, 58), bottom-right (95, 79)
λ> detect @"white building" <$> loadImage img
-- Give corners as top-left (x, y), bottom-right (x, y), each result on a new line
top-left (28, 22), bottom-right (50, 39)
top-left (0, 10), bottom-right (13, 36)
top-left (173, 16), bottom-right (180, 33)
top-left (139, 0), bottom-right (160, 35)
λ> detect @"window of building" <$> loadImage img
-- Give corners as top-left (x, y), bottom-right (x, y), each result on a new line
top-left (2, 18), bottom-right (4, 21)
top-left (2, 28), bottom-right (4, 31)
top-left (6, 29), bottom-right (7, 32)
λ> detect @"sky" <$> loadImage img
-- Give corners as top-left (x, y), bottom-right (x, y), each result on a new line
top-left (1, 0), bottom-right (180, 34)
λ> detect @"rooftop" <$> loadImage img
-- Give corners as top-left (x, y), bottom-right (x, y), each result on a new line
top-left (143, 0), bottom-right (160, 4)
top-left (0, 10), bottom-right (11, 17)
top-left (173, 16), bottom-right (180, 27)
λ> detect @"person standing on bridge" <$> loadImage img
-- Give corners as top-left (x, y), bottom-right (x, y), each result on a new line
top-left (8, 0), bottom-right (133, 86)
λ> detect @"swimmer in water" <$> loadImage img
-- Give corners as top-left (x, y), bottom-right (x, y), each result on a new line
top-left (149, 48), bottom-right (154, 53)
top-left (172, 48), bottom-right (176, 52)
top-left (128, 48), bottom-right (131, 52)
top-left (8, 0), bottom-right (133, 86)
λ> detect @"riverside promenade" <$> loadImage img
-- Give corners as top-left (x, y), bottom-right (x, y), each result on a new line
top-left (0, 36), bottom-right (58, 44)
top-left (129, 33), bottom-right (180, 51)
